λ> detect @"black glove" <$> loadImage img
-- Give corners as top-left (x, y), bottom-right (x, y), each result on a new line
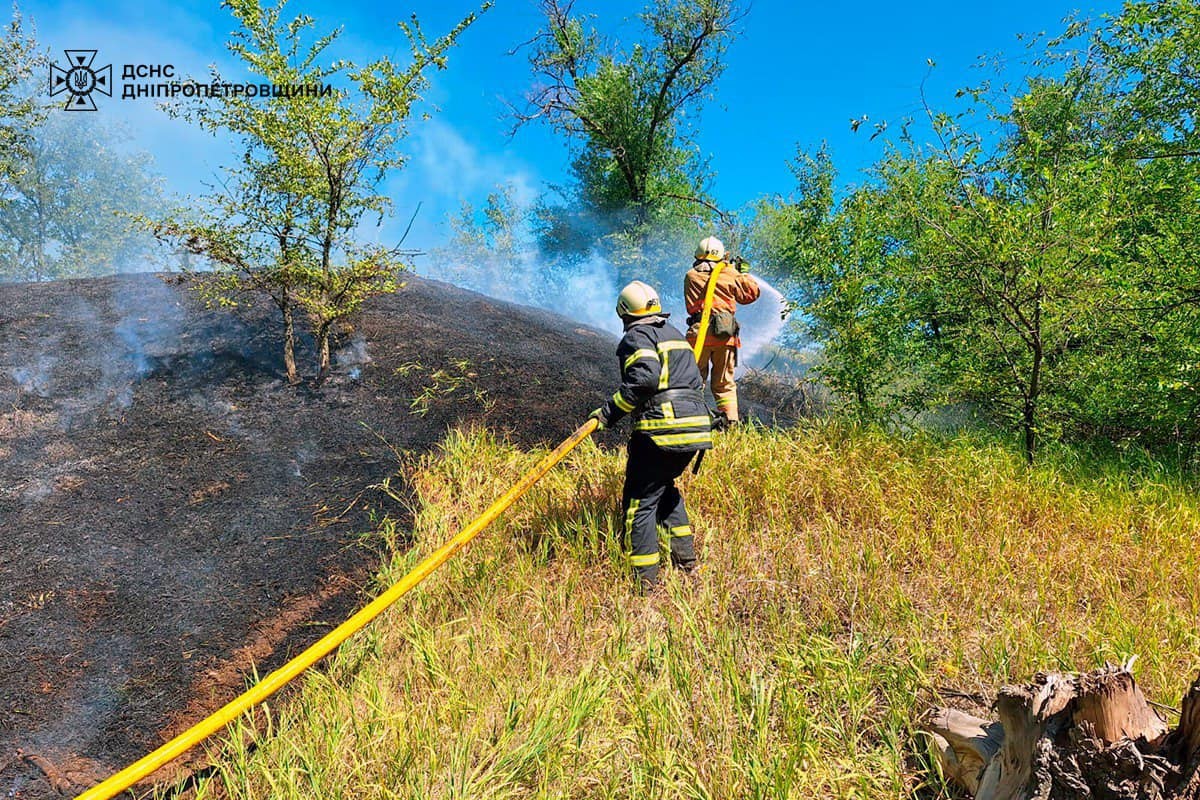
top-left (735, 257), bottom-right (751, 274)
top-left (588, 407), bottom-right (609, 431)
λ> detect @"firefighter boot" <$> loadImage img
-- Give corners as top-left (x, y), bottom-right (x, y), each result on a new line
top-left (636, 563), bottom-right (662, 595)
top-left (669, 527), bottom-right (697, 573)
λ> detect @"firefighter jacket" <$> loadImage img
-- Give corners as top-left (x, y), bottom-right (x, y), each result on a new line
top-left (599, 316), bottom-right (714, 454)
top-left (684, 261), bottom-right (761, 349)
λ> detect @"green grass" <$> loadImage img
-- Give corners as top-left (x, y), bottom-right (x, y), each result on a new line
top-left (176, 423), bottom-right (1200, 799)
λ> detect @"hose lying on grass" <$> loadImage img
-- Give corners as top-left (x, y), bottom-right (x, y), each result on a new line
top-left (75, 418), bottom-right (599, 800)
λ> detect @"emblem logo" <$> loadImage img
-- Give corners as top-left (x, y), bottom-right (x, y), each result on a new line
top-left (49, 50), bottom-right (113, 111)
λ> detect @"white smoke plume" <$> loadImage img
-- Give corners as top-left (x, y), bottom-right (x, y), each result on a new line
top-left (10, 354), bottom-right (58, 397)
top-left (6, 277), bottom-right (186, 429)
top-left (401, 121), bottom-right (793, 357)
top-left (424, 233), bottom-right (793, 355)
top-left (557, 254), bottom-right (625, 334)
top-left (421, 245), bottom-right (625, 336)
top-left (334, 336), bottom-right (372, 381)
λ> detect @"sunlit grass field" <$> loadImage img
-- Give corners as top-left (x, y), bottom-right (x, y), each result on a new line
top-left (180, 423), bottom-right (1200, 799)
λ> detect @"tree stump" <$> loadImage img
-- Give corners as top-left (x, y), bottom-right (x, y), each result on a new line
top-left (924, 664), bottom-right (1200, 799)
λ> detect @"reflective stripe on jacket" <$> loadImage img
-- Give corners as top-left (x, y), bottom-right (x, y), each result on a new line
top-left (684, 261), bottom-right (761, 348)
top-left (601, 316), bottom-right (713, 453)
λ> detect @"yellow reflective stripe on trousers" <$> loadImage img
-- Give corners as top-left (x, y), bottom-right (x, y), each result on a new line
top-left (623, 348), bottom-right (658, 371)
top-left (670, 525), bottom-right (692, 538)
top-left (650, 431), bottom-right (713, 447)
top-left (612, 391), bottom-right (635, 413)
top-left (624, 500), bottom-right (659, 567)
top-left (624, 498), bottom-right (639, 550)
top-left (633, 415), bottom-right (712, 431)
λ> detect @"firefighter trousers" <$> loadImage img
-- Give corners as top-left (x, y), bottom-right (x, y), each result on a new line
top-left (622, 433), bottom-right (698, 589)
top-left (697, 345), bottom-right (739, 421)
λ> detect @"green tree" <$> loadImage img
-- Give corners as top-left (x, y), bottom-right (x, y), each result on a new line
top-left (0, 114), bottom-right (162, 281)
top-left (752, 3), bottom-right (1200, 459)
top-left (0, 5), bottom-right (42, 188)
top-left (148, 156), bottom-right (311, 382)
top-left (432, 184), bottom-right (533, 301)
top-left (1091, 0), bottom-right (1200, 449)
top-left (154, 0), bottom-right (486, 382)
top-left (759, 22), bottom-right (1153, 460)
top-left (871, 34), bottom-right (1151, 462)
top-left (1101, 0), bottom-right (1199, 161)
top-left (515, 0), bottom-right (744, 284)
top-left (751, 148), bottom-right (908, 421)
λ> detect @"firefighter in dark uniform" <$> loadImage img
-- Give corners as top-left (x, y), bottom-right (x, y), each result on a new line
top-left (589, 280), bottom-right (713, 592)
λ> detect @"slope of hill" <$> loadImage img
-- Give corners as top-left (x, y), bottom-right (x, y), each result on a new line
top-left (0, 273), bottom-right (625, 797)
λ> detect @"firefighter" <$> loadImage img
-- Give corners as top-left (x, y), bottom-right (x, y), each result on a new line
top-left (685, 236), bottom-right (761, 428)
top-left (589, 280), bottom-right (713, 592)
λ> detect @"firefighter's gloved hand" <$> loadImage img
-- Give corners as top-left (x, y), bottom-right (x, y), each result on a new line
top-left (588, 407), bottom-right (608, 431)
top-left (735, 257), bottom-right (751, 274)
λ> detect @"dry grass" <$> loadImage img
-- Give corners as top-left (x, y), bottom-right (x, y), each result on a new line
top-left (178, 423), bottom-right (1200, 799)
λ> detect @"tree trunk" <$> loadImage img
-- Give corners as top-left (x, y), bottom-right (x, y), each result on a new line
top-left (316, 322), bottom-right (331, 383)
top-left (282, 304), bottom-right (298, 385)
top-left (924, 664), bottom-right (1200, 800)
top-left (924, 708), bottom-right (1004, 795)
top-left (34, 195), bottom-right (46, 281)
top-left (1022, 351), bottom-right (1039, 464)
top-left (1022, 281), bottom-right (1043, 465)
top-left (1022, 397), bottom-right (1037, 465)
top-left (854, 378), bottom-right (870, 423)
top-left (1166, 678), bottom-right (1200, 797)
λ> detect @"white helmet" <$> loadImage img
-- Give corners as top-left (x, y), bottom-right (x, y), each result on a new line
top-left (616, 280), bottom-right (662, 319)
top-left (695, 236), bottom-right (725, 262)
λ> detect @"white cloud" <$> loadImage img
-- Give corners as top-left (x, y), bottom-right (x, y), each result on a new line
top-left (415, 117), bottom-right (539, 204)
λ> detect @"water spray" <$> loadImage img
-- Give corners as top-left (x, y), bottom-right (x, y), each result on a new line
top-left (735, 275), bottom-right (789, 376)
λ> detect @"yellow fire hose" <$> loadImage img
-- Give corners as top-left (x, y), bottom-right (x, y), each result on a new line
top-left (75, 417), bottom-right (599, 800)
top-left (691, 261), bottom-right (726, 361)
top-left (80, 263), bottom-right (736, 799)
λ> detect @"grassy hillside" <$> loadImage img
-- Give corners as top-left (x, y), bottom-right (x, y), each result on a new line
top-left (178, 424), bottom-right (1200, 799)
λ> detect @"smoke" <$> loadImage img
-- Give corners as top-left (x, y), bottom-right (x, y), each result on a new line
top-left (99, 277), bottom-right (183, 409)
top-left (424, 237), bottom-right (799, 357)
top-left (406, 122), bottom-right (794, 355)
top-left (10, 354), bottom-right (58, 397)
top-left (290, 439), bottom-right (319, 479)
top-left (108, 316), bottom-right (153, 408)
top-left (536, 253), bottom-right (623, 335)
top-left (335, 336), bottom-right (372, 380)
top-left (422, 247), bottom-right (624, 336)
top-left (188, 395), bottom-right (245, 439)
top-left (421, 202), bottom-right (627, 337)
top-left (5, 278), bottom-right (186, 426)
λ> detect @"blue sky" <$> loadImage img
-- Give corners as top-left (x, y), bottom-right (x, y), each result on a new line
top-left (26, 0), bottom-right (1125, 251)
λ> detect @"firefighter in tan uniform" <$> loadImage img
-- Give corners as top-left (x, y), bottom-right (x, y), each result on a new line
top-left (684, 236), bottom-right (760, 427)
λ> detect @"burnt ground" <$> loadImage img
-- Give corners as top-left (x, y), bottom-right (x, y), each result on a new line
top-left (0, 273), bottom-right (634, 798)
top-left (0, 273), bottom-right (797, 798)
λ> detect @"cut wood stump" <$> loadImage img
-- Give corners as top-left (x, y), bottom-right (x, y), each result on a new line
top-left (924, 663), bottom-right (1200, 799)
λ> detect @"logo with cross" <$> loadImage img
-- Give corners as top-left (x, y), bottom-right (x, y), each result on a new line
top-left (49, 50), bottom-right (113, 111)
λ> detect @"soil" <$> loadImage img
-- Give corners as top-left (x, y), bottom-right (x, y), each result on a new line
top-left (0, 273), bottom-right (629, 798)
top-left (0, 273), bottom-right (796, 798)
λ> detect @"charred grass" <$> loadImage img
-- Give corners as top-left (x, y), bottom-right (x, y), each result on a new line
top-left (176, 423), bottom-right (1200, 799)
